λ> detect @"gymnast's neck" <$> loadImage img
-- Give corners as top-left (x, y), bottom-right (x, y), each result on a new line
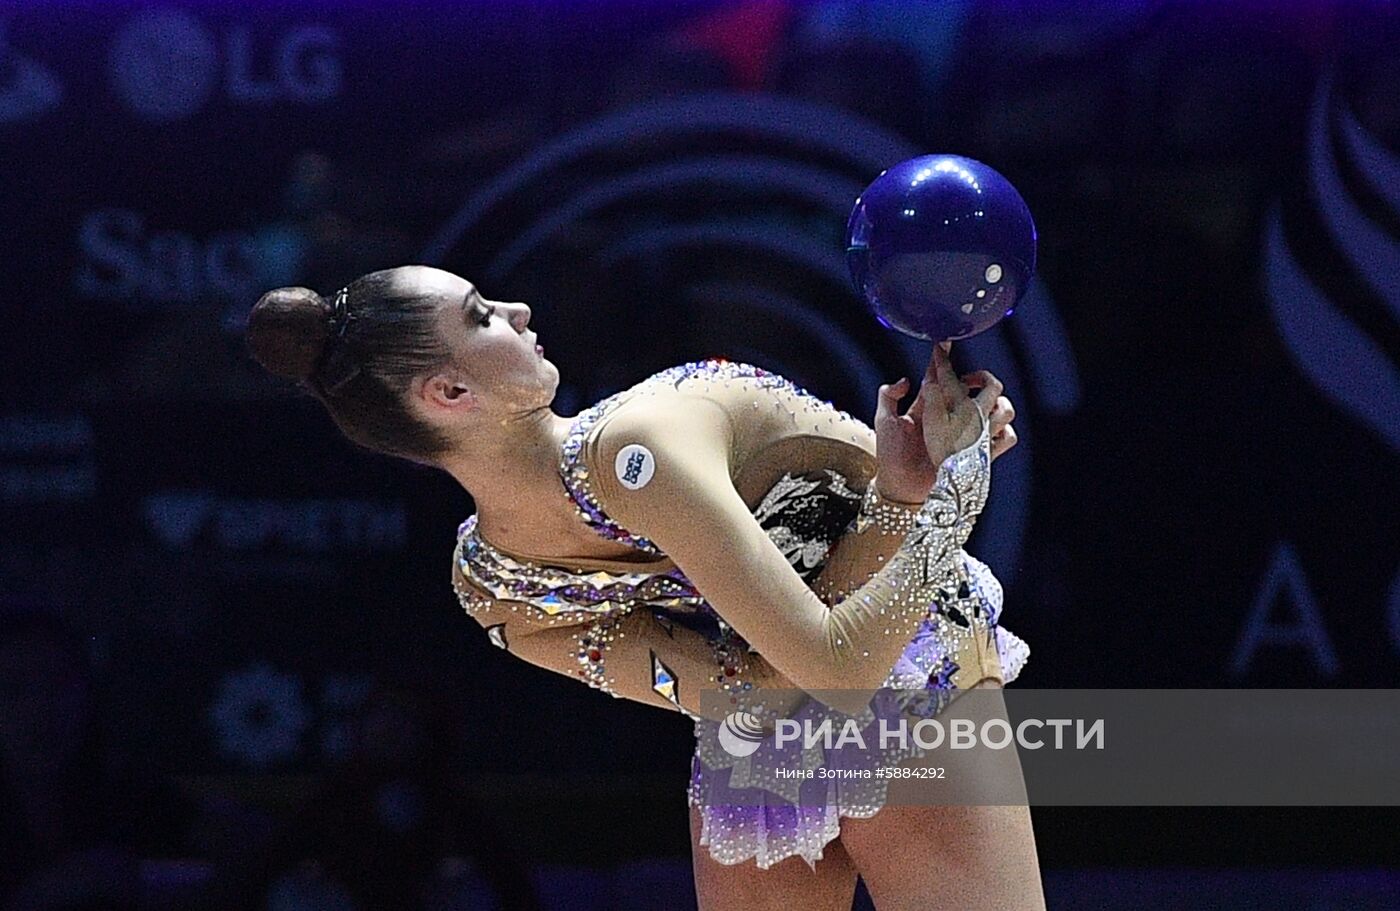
top-left (437, 403), bottom-right (575, 542)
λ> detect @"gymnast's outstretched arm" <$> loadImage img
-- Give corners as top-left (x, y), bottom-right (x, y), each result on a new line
top-left (586, 392), bottom-right (992, 717)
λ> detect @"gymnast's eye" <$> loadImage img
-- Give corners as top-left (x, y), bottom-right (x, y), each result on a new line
top-left (474, 302), bottom-right (496, 327)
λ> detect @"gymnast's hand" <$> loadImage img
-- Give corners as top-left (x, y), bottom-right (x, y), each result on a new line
top-left (874, 342), bottom-right (1015, 503)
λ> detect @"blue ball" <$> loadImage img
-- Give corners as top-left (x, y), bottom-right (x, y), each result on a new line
top-left (846, 155), bottom-right (1037, 342)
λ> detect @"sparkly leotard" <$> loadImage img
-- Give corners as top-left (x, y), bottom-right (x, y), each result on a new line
top-left (452, 359), bottom-right (1029, 869)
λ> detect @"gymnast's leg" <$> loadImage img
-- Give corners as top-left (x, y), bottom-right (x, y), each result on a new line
top-left (834, 680), bottom-right (1046, 911)
top-left (690, 805), bottom-right (861, 911)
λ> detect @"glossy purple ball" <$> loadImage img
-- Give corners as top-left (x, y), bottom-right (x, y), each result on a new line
top-left (846, 155), bottom-right (1037, 342)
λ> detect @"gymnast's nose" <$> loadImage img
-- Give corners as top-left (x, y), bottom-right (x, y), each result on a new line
top-left (503, 301), bottom-right (531, 333)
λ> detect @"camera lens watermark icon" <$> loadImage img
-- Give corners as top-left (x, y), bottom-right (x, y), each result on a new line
top-left (717, 711), bottom-right (766, 758)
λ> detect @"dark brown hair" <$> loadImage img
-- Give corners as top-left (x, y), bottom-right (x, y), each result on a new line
top-left (246, 269), bottom-right (453, 463)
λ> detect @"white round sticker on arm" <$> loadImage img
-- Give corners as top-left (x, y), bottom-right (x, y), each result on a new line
top-left (614, 444), bottom-right (655, 490)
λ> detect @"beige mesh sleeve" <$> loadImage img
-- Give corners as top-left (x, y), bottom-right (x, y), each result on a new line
top-left (587, 399), bottom-right (992, 716)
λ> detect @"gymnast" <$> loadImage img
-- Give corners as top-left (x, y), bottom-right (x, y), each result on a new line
top-left (247, 265), bottom-right (1044, 910)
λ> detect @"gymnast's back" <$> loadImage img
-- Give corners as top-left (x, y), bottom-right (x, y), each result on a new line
top-left (577, 359), bottom-right (882, 537)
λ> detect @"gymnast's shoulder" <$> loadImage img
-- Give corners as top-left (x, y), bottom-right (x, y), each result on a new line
top-left (584, 359), bottom-right (877, 504)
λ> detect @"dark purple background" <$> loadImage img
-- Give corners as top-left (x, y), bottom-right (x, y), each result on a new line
top-left (0, 1), bottom-right (1397, 905)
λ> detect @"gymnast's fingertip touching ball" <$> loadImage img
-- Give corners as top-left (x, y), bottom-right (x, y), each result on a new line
top-left (845, 154), bottom-right (1037, 342)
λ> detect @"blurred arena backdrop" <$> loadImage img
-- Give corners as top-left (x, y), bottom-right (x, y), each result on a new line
top-left (1, 1), bottom-right (1398, 908)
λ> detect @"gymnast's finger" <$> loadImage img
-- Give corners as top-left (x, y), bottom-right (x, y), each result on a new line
top-left (876, 378), bottom-right (909, 423)
top-left (970, 369), bottom-right (1004, 413)
top-left (990, 401), bottom-right (1013, 434)
top-left (991, 424), bottom-right (1018, 458)
top-left (932, 344), bottom-right (965, 411)
top-left (990, 395), bottom-right (1015, 426)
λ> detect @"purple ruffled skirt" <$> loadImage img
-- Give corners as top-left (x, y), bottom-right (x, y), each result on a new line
top-left (685, 555), bottom-right (1030, 870)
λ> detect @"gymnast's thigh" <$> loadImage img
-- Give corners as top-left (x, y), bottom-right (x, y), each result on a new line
top-left (689, 805), bottom-right (860, 911)
top-left (835, 680), bottom-right (1046, 911)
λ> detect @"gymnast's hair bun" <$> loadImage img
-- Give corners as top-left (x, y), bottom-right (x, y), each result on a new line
top-left (247, 286), bottom-right (334, 381)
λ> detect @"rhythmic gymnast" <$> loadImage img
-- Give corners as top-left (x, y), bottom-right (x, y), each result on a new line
top-left (247, 265), bottom-right (1044, 910)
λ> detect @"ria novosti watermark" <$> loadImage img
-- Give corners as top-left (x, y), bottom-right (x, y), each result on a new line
top-left (693, 689), bottom-right (1400, 808)
top-left (756, 714), bottom-right (1103, 753)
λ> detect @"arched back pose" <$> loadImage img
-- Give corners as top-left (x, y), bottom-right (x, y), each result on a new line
top-left (248, 266), bottom-right (1044, 910)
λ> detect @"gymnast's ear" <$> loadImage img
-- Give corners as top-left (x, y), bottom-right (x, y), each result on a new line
top-left (415, 371), bottom-right (479, 412)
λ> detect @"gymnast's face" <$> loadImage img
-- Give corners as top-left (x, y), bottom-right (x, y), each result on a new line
top-left (410, 268), bottom-right (558, 417)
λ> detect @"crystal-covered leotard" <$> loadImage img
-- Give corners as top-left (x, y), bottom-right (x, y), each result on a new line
top-left (452, 359), bottom-right (1028, 869)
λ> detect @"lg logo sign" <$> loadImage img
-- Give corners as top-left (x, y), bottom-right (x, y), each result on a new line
top-left (109, 8), bottom-right (340, 122)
